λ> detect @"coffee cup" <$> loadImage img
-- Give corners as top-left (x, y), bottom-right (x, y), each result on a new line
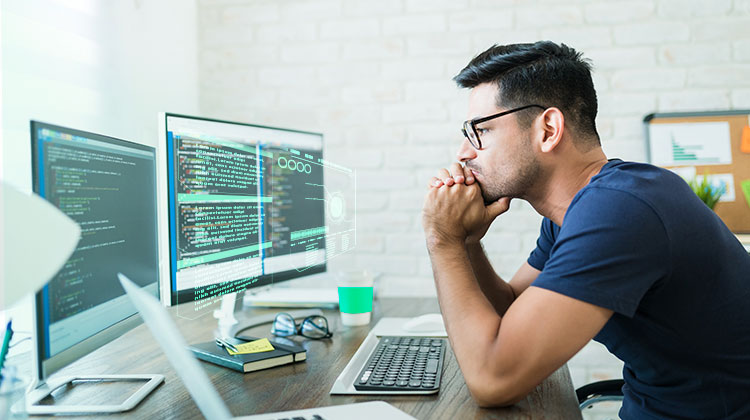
top-left (337, 270), bottom-right (375, 326)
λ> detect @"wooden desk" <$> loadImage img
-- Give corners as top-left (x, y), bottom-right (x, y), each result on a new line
top-left (736, 233), bottom-right (750, 252)
top-left (31, 298), bottom-right (581, 419)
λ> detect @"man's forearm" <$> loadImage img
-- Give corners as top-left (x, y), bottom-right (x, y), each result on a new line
top-left (427, 240), bottom-right (503, 391)
top-left (466, 242), bottom-right (516, 316)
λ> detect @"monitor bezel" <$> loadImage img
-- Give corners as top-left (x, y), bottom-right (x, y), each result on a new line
top-left (30, 120), bottom-right (160, 382)
top-left (161, 113), bottom-right (327, 307)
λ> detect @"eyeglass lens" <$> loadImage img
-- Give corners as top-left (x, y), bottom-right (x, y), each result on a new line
top-left (272, 313), bottom-right (297, 336)
top-left (271, 313), bottom-right (331, 339)
top-left (300, 316), bottom-right (330, 339)
top-left (462, 121), bottom-right (480, 149)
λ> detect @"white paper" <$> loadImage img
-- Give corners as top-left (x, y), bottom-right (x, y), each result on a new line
top-left (649, 122), bottom-right (732, 166)
top-left (696, 173), bottom-right (735, 202)
top-left (669, 166), bottom-right (697, 181)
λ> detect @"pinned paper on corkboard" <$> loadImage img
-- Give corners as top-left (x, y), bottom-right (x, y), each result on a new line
top-left (741, 126), bottom-right (750, 154)
top-left (645, 111), bottom-right (750, 232)
top-left (741, 179), bottom-right (750, 210)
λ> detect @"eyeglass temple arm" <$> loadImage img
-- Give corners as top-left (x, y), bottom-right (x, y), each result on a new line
top-left (220, 309), bottom-right (324, 338)
top-left (471, 104), bottom-right (546, 125)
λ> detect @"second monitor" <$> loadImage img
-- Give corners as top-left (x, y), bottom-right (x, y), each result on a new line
top-left (161, 114), bottom-right (333, 310)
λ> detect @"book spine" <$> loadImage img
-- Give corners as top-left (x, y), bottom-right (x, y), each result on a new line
top-left (192, 349), bottom-right (242, 372)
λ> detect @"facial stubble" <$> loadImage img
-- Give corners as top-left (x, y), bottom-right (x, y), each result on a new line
top-left (469, 132), bottom-right (540, 204)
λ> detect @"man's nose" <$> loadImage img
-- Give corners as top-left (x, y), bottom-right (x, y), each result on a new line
top-left (456, 137), bottom-right (477, 162)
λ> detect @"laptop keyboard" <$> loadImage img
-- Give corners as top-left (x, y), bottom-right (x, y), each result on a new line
top-left (354, 336), bottom-right (446, 392)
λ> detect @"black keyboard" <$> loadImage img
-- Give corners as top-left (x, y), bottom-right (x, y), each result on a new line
top-left (354, 336), bottom-right (446, 392)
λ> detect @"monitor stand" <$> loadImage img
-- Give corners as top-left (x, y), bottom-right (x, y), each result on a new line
top-left (213, 292), bottom-right (324, 338)
top-left (213, 292), bottom-right (241, 337)
top-left (24, 374), bottom-right (164, 415)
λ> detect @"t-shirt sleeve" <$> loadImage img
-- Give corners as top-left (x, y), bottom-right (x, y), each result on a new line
top-left (527, 218), bottom-right (558, 271)
top-left (531, 187), bottom-right (670, 317)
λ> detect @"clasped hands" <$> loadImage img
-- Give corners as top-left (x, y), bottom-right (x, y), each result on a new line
top-left (422, 162), bottom-right (511, 249)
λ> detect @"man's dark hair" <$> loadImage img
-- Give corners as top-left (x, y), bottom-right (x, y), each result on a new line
top-left (454, 41), bottom-right (600, 147)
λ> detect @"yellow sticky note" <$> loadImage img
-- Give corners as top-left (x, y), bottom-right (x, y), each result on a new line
top-left (227, 338), bottom-right (275, 355)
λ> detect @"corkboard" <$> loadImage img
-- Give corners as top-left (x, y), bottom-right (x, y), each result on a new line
top-left (644, 111), bottom-right (750, 233)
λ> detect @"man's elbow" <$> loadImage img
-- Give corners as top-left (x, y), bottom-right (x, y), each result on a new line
top-left (465, 373), bottom-right (527, 408)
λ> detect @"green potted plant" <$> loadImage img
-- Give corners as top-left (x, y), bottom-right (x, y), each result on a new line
top-left (688, 175), bottom-right (724, 210)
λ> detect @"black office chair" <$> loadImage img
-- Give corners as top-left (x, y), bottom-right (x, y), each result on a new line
top-left (576, 379), bottom-right (625, 411)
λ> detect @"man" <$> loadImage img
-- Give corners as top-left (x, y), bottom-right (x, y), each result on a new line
top-left (421, 41), bottom-right (750, 419)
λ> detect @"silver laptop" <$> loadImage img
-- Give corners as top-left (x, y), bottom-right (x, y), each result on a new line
top-left (118, 274), bottom-right (416, 420)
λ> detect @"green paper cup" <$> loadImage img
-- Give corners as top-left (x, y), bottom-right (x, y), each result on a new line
top-left (337, 271), bottom-right (374, 326)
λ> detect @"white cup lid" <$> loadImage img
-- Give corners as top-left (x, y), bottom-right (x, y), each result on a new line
top-left (336, 270), bottom-right (374, 287)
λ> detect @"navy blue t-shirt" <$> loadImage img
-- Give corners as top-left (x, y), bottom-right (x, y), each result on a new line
top-left (527, 159), bottom-right (750, 419)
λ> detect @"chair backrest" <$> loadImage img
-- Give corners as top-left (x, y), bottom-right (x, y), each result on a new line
top-left (576, 379), bottom-right (625, 411)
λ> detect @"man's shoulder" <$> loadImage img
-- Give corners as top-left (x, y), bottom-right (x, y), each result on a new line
top-left (573, 160), bottom-right (689, 216)
top-left (591, 160), bottom-right (684, 192)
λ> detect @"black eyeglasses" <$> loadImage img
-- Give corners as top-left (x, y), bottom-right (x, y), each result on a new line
top-left (271, 313), bottom-right (333, 339)
top-left (461, 104), bottom-right (545, 150)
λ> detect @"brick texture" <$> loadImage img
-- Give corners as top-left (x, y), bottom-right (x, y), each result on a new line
top-left (198, 0), bottom-right (750, 297)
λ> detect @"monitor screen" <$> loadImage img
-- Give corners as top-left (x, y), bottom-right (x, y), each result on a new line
top-left (163, 114), bottom-right (327, 307)
top-left (31, 121), bottom-right (159, 378)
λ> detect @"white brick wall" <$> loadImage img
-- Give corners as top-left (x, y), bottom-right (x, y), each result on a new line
top-left (197, 0), bottom-right (750, 297)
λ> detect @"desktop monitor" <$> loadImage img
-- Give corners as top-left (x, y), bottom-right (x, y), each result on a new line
top-left (29, 121), bottom-right (163, 414)
top-left (162, 114), bottom-right (342, 312)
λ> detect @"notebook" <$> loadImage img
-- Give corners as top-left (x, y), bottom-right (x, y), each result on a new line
top-left (189, 336), bottom-right (305, 373)
top-left (118, 274), bottom-right (416, 420)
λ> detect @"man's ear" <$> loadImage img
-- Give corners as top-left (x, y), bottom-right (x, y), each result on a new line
top-left (538, 107), bottom-right (564, 153)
